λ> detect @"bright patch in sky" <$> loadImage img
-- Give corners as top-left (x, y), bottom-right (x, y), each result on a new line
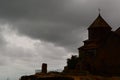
top-left (3, 27), bottom-right (38, 50)
top-left (0, 24), bottom-right (75, 80)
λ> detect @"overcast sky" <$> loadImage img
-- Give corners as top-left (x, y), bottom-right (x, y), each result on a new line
top-left (0, 0), bottom-right (120, 80)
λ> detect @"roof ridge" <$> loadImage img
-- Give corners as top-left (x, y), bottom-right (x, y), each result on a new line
top-left (88, 14), bottom-right (112, 29)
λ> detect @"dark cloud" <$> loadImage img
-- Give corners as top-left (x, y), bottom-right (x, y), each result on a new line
top-left (13, 21), bottom-right (87, 52)
top-left (0, 0), bottom-right (65, 20)
top-left (0, 0), bottom-right (89, 52)
top-left (0, 0), bottom-right (120, 80)
top-left (0, 0), bottom-right (119, 65)
top-left (0, 0), bottom-right (119, 53)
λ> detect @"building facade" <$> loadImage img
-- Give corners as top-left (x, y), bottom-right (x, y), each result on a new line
top-left (63, 13), bottom-right (120, 76)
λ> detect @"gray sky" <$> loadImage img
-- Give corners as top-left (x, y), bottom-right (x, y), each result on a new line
top-left (0, 0), bottom-right (120, 80)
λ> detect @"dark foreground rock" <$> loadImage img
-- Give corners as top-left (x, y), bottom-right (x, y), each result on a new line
top-left (20, 75), bottom-right (74, 80)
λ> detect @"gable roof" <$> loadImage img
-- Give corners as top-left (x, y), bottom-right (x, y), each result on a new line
top-left (88, 14), bottom-right (112, 29)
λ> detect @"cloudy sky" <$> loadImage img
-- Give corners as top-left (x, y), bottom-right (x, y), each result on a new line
top-left (0, 0), bottom-right (120, 80)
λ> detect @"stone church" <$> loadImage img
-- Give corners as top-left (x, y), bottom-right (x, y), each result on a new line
top-left (63, 13), bottom-right (120, 76)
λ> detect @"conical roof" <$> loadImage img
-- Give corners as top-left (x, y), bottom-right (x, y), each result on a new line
top-left (88, 14), bottom-right (112, 29)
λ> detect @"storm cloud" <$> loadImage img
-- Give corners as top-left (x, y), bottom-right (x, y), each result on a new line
top-left (0, 0), bottom-right (120, 80)
top-left (0, 0), bottom-right (119, 51)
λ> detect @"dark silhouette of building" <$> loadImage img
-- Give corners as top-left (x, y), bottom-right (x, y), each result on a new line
top-left (64, 13), bottom-right (120, 76)
top-left (42, 63), bottom-right (47, 74)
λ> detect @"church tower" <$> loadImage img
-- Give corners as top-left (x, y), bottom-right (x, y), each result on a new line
top-left (64, 11), bottom-right (120, 75)
top-left (78, 13), bottom-right (113, 74)
top-left (88, 13), bottom-right (112, 40)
